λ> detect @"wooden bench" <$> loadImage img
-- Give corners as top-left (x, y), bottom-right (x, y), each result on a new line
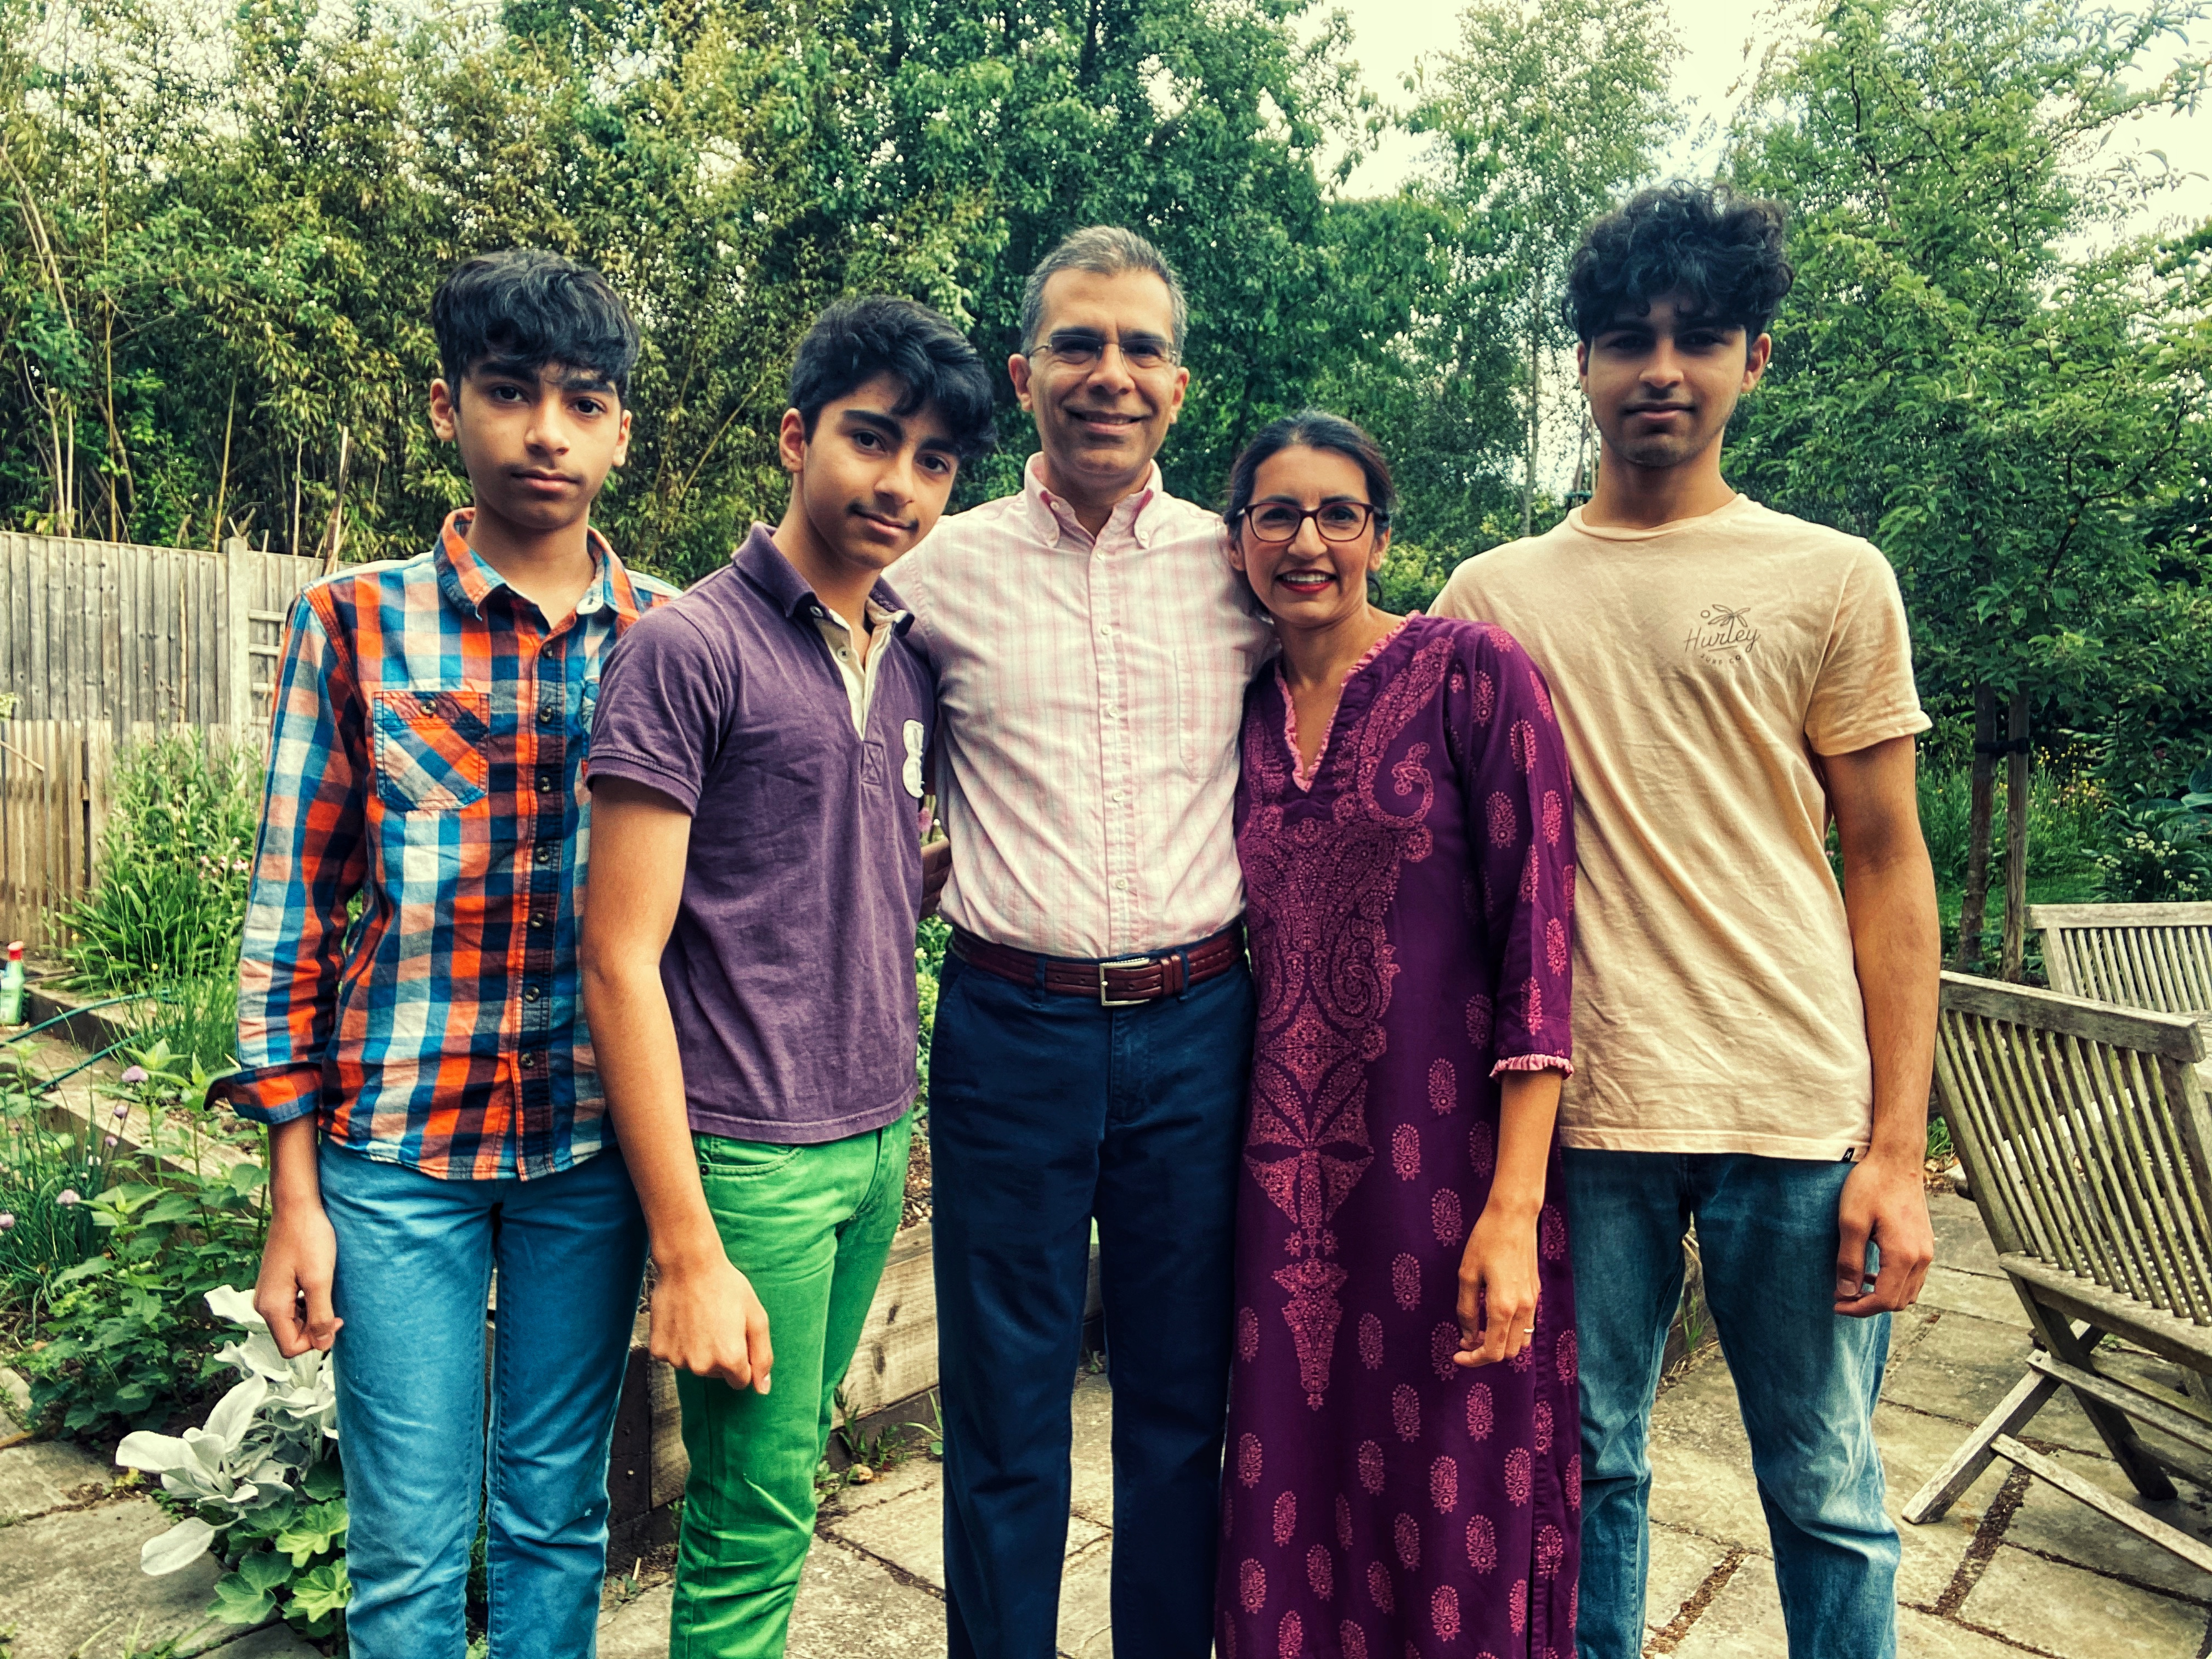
top-left (2032, 902), bottom-right (2212, 1015)
top-left (1903, 972), bottom-right (2212, 1573)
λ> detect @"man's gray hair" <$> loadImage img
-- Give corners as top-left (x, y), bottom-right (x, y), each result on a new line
top-left (1018, 226), bottom-right (1189, 358)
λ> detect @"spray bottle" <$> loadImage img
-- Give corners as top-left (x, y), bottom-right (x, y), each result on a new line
top-left (0, 941), bottom-right (23, 1026)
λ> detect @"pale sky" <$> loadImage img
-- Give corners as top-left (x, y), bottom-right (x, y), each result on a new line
top-left (1323, 0), bottom-right (2212, 239)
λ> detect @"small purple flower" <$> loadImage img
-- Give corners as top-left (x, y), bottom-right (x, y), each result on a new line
top-left (0, 1212), bottom-right (15, 1231)
top-left (56, 1189), bottom-right (80, 1206)
top-left (120, 1065), bottom-right (148, 1085)
top-left (104, 1134), bottom-right (119, 1148)
top-left (111, 1103), bottom-right (128, 1120)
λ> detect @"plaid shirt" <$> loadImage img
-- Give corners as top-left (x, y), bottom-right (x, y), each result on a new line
top-left (210, 511), bottom-right (676, 1180)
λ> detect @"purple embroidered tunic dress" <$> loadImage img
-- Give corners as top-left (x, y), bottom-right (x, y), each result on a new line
top-left (1217, 613), bottom-right (1580, 1659)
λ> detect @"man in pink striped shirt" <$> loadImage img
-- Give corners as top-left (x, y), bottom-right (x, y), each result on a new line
top-left (894, 227), bottom-right (1276, 1659)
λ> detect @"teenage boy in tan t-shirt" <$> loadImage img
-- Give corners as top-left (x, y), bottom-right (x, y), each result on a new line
top-left (1436, 183), bottom-right (1939, 1659)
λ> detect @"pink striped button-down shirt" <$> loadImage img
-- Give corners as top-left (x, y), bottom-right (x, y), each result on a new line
top-left (894, 455), bottom-right (1278, 959)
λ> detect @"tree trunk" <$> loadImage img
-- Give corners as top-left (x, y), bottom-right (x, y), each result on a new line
top-left (1521, 267), bottom-right (1539, 539)
top-left (2000, 689), bottom-right (2030, 981)
top-left (1955, 683), bottom-right (1998, 970)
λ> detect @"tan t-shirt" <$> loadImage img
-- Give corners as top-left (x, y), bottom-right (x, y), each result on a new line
top-left (1433, 494), bottom-right (1929, 1158)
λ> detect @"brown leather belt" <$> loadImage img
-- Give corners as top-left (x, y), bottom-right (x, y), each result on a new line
top-left (949, 924), bottom-right (1245, 1007)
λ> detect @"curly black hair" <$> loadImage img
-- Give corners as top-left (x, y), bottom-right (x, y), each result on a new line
top-left (1562, 183), bottom-right (1796, 344)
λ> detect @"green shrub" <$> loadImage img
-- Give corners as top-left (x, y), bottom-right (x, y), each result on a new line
top-left (64, 730), bottom-right (260, 992)
top-left (2094, 758), bottom-right (2212, 901)
top-left (131, 976), bottom-right (242, 1078)
top-left (1916, 765), bottom-right (2108, 893)
top-left (15, 1044), bottom-right (269, 1436)
top-left (0, 1065), bottom-right (127, 1320)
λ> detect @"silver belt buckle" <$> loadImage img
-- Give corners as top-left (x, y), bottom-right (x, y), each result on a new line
top-left (1097, 956), bottom-right (1154, 1008)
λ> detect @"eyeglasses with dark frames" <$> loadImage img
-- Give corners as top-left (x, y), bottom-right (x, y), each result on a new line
top-left (1238, 500), bottom-right (1386, 545)
top-left (1033, 328), bottom-right (1180, 371)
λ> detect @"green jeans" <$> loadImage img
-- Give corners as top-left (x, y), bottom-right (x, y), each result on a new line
top-left (669, 1111), bottom-right (913, 1658)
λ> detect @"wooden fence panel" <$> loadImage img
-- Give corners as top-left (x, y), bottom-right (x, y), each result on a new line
top-left (0, 532), bottom-right (317, 731)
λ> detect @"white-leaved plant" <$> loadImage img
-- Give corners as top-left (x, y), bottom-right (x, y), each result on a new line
top-left (117, 1284), bottom-right (340, 1575)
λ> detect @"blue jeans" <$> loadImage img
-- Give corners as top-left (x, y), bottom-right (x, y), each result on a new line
top-left (929, 947), bottom-right (1254, 1659)
top-left (1562, 1150), bottom-right (1897, 1659)
top-left (321, 1139), bottom-right (648, 1659)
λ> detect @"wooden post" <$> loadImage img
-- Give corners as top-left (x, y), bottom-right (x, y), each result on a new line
top-left (1956, 684), bottom-right (1998, 969)
top-left (2001, 690), bottom-right (2030, 982)
top-left (224, 536), bottom-right (255, 736)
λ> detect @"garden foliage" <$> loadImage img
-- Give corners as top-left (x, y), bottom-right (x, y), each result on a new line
top-left (62, 729), bottom-right (260, 993)
top-left (120, 1284), bottom-right (352, 1639)
top-left (13, 1043), bottom-right (270, 1437)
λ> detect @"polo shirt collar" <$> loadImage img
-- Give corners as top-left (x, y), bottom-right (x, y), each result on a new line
top-left (433, 508), bottom-right (629, 622)
top-left (1020, 453), bottom-right (1166, 550)
top-left (732, 523), bottom-right (918, 637)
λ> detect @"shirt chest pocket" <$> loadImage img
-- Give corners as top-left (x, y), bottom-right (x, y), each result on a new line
top-left (373, 688), bottom-right (492, 812)
top-left (1175, 647), bottom-right (1255, 778)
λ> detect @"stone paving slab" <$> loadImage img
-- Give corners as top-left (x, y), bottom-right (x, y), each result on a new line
top-left (1645, 1522), bottom-right (1733, 1633)
top-left (1880, 1308), bottom-right (2111, 1458)
top-left (1915, 1265), bottom-right (2028, 1327)
top-left (824, 1470), bottom-right (1108, 1590)
top-left (598, 1538), bottom-right (949, 1659)
top-left (0, 1497), bottom-right (225, 1659)
top-left (2004, 1441), bottom-right (2212, 1600)
top-left (1929, 1197), bottom-right (2006, 1279)
top-left (1960, 1544), bottom-right (2208, 1658)
top-left (0, 1436), bottom-right (108, 1523)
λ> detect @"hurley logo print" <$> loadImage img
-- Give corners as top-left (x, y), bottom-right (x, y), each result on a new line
top-left (1685, 603), bottom-right (1760, 665)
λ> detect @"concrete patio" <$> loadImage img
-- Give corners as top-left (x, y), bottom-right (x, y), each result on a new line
top-left (3, 1193), bottom-right (2208, 1657)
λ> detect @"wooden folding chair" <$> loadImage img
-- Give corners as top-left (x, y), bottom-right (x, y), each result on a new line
top-left (1903, 972), bottom-right (2212, 1573)
top-left (2033, 901), bottom-right (2212, 1015)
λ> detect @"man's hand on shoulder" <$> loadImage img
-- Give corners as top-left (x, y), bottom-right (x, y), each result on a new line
top-left (651, 1246), bottom-right (775, 1394)
top-left (1834, 1152), bottom-right (1934, 1316)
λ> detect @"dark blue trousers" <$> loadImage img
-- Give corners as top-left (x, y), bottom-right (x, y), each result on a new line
top-left (929, 947), bottom-right (1254, 1659)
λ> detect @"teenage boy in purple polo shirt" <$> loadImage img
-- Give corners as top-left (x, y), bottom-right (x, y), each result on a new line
top-left (581, 296), bottom-right (995, 1656)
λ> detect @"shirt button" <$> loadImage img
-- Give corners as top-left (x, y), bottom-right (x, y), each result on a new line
top-left (1115, 876), bottom-right (1132, 890)
top-left (537, 839), bottom-right (557, 861)
top-left (520, 1051), bottom-right (539, 1070)
top-left (535, 769), bottom-right (555, 792)
top-left (1097, 627), bottom-right (1112, 639)
top-left (538, 703), bottom-right (557, 725)
top-left (530, 911), bottom-right (548, 929)
top-left (523, 985), bottom-right (541, 1003)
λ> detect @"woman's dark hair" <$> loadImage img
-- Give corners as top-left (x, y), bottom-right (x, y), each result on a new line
top-left (1562, 182), bottom-right (1795, 344)
top-left (1225, 410), bottom-right (1396, 534)
top-left (790, 296), bottom-right (998, 459)
top-left (432, 249), bottom-right (641, 399)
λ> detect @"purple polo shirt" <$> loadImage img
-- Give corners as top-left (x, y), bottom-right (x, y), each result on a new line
top-left (588, 525), bottom-right (933, 1144)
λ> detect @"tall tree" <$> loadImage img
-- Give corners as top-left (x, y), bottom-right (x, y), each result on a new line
top-left (1411, 0), bottom-right (1681, 536)
top-left (1727, 0), bottom-right (2211, 974)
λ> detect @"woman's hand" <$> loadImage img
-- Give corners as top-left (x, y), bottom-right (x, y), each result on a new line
top-left (1454, 1199), bottom-right (1541, 1369)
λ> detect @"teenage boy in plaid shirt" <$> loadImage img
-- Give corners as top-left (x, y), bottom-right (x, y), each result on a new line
top-left (211, 250), bottom-right (676, 1659)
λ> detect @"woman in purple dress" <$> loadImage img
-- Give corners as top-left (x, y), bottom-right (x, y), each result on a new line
top-left (1215, 413), bottom-right (1579, 1659)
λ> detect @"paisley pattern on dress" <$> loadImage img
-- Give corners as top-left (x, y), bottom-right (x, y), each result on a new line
top-left (1237, 634), bottom-right (1452, 1410)
top-left (1217, 616), bottom-right (1581, 1659)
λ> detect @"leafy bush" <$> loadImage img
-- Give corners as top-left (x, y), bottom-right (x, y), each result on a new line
top-left (130, 976), bottom-right (241, 1079)
top-left (16, 1044), bottom-right (269, 1436)
top-left (0, 1064), bottom-right (127, 1321)
top-left (2095, 759), bottom-right (2212, 902)
top-left (121, 1285), bottom-right (352, 1641)
top-left (1373, 541), bottom-right (1462, 615)
top-left (1917, 764), bottom-right (2109, 894)
top-left (64, 730), bottom-right (259, 992)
